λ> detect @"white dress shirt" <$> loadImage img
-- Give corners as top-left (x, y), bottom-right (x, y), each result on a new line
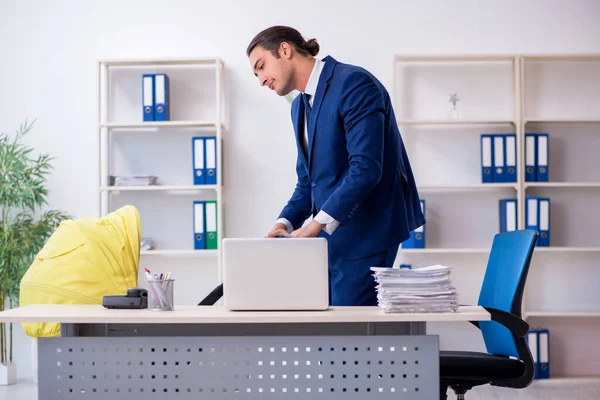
top-left (276, 58), bottom-right (340, 235)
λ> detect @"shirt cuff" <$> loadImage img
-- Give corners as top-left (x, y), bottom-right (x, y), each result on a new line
top-left (314, 211), bottom-right (340, 235)
top-left (276, 218), bottom-right (294, 234)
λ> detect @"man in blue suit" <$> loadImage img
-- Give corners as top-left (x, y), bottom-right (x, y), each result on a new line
top-left (247, 26), bottom-right (425, 306)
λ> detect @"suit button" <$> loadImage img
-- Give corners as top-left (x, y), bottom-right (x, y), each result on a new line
top-left (311, 182), bottom-right (317, 187)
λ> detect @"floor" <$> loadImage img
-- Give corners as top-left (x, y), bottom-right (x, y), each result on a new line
top-left (2, 378), bottom-right (600, 399)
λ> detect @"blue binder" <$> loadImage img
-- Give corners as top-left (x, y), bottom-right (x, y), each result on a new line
top-left (205, 136), bottom-right (217, 185)
top-left (499, 198), bottom-right (517, 233)
top-left (493, 134), bottom-right (506, 183)
top-left (536, 133), bottom-right (549, 182)
top-left (538, 198), bottom-right (550, 246)
top-left (399, 264), bottom-right (412, 269)
top-left (154, 73), bottom-right (170, 121)
top-left (538, 328), bottom-right (550, 379)
top-left (526, 197), bottom-right (540, 235)
top-left (525, 133), bottom-right (537, 182)
top-left (142, 74), bottom-right (155, 121)
top-left (480, 134), bottom-right (494, 183)
top-left (401, 200), bottom-right (425, 249)
top-left (193, 201), bottom-right (206, 250)
top-left (192, 137), bottom-right (206, 185)
top-left (526, 329), bottom-right (540, 379)
top-left (413, 200), bottom-right (425, 248)
top-left (504, 134), bottom-right (517, 183)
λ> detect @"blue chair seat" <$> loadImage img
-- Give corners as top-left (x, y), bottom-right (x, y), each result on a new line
top-left (441, 351), bottom-right (525, 380)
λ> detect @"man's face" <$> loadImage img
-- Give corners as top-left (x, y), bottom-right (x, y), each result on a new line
top-left (249, 44), bottom-right (294, 96)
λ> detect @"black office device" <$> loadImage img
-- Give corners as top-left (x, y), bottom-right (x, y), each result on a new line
top-left (102, 288), bottom-right (148, 309)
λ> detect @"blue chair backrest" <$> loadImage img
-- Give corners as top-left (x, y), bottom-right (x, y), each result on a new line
top-left (478, 230), bottom-right (537, 358)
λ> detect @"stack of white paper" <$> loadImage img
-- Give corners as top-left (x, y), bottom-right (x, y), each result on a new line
top-left (370, 265), bottom-right (458, 313)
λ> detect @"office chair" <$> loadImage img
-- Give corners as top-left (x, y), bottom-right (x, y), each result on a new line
top-left (440, 229), bottom-right (538, 400)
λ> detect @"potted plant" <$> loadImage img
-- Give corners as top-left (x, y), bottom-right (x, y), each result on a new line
top-left (0, 120), bottom-right (69, 385)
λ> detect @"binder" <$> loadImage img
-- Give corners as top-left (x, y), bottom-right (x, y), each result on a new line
top-left (538, 198), bottom-right (550, 246)
top-left (499, 198), bottom-right (517, 233)
top-left (413, 199), bottom-right (425, 248)
top-left (192, 137), bottom-right (206, 185)
top-left (205, 200), bottom-right (218, 250)
top-left (480, 134), bottom-right (494, 183)
top-left (536, 133), bottom-right (549, 182)
top-left (493, 134), bottom-right (506, 183)
top-left (205, 136), bottom-right (217, 185)
top-left (193, 201), bottom-right (206, 250)
top-left (538, 329), bottom-right (550, 379)
top-left (142, 74), bottom-right (155, 121)
top-left (154, 73), bottom-right (170, 121)
top-left (399, 264), bottom-right (412, 269)
top-left (505, 134), bottom-right (517, 183)
top-left (526, 330), bottom-right (540, 379)
top-left (401, 200), bottom-right (425, 249)
top-left (525, 133), bottom-right (537, 182)
top-left (526, 197), bottom-right (539, 233)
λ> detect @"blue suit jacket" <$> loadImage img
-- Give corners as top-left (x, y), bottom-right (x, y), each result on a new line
top-left (279, 55), bottom-right (425, 261)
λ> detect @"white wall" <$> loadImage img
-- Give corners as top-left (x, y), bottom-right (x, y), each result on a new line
top-left (1, 0), bottom-right (600, 381)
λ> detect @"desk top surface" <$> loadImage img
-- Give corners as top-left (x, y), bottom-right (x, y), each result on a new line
top-left (0, 305), bottom-right (490, 324)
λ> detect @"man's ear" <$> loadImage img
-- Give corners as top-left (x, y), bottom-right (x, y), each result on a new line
top-left (279, 42), bottom-right (292, 59)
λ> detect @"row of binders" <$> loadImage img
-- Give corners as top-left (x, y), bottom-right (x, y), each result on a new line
top-left (193, 200), bottom-right (218, 250)
top-left (526, 328), bottom-right (550, 379)
top-left (499, 197), bottom-right (550, 246)
top-left (480, 133), bottom-right (549, 183)
top-left (193, 136), bottom-right (218, 185)
top-left (480, 134), bottom-right (517, 183)
top-left (401, 200), bottom-right (426, 248)
top-left (143, 73), bottom-right (170, 121)
top-left (525, 133), bottom-right (549, 182)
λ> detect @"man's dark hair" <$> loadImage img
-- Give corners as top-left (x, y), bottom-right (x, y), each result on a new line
top-left (246, 26), bottom-right (319, 58)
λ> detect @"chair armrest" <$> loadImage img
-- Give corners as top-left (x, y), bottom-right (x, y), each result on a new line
top-left (483, 306), bottom-right (529, 338)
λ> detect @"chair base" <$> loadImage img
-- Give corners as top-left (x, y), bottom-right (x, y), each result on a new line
top-left (441, 379), bottom-right (489, 400)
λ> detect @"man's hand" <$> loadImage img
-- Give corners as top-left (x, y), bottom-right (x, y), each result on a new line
top-left (291, 220), bottom-right (325, 238)
top-left (266, 223), bottom-right (290, 238)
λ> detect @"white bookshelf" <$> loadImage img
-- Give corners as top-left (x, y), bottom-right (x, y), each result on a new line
top-left (394, 53), bottom-right (600, 377)
top-left (97, 57), bottom-right (226, 277)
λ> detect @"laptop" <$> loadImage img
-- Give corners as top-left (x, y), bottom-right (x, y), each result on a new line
top-left (222, 237), bottom-right (329, 311)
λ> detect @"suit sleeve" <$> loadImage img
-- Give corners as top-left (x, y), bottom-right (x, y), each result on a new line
top-left (319, 71), bottom-right (385, 227)
top-left (278, 137), bottom-right (313, 230)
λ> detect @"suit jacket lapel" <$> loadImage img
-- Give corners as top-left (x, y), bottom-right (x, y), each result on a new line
top-left (292, 95), bottom-right (308, 167)
top-left (307, 56), bottom-right (336, 165)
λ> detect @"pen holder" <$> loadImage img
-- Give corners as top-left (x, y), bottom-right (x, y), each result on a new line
top-left (147, 278), bottom-right (175, 311)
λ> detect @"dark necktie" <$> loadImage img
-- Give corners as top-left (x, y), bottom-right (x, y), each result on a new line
top-left (302, 93), bottom-right (312, 122)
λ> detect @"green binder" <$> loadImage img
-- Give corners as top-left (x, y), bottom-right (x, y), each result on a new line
top-left (205, 200), bottom-right (218, 250)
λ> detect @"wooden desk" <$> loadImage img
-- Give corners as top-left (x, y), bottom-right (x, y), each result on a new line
top-left (1, 305), bottom-right (489, 399)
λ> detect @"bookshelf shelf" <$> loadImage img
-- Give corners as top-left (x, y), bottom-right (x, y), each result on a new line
top-left (534, 246), bottom-right (600, 253)
top-left (140, 250), bottom-right (219, 257)
top-left (397, 119), bottom-right (516, 126)
top-left (418, 183), bottom-right (518, 191)
top-left (101, 185), bottom-right (220, 192)
top-left (525, 182), bottom-right (600, 189)
top-left (524, 118), bottom-right (600, 123)
top-left (526, 311), bottom-right (600, 318)
top-left (399, 248), bottom-right (489, 255)
top-left (102, 121), bottom-right (220, 129)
